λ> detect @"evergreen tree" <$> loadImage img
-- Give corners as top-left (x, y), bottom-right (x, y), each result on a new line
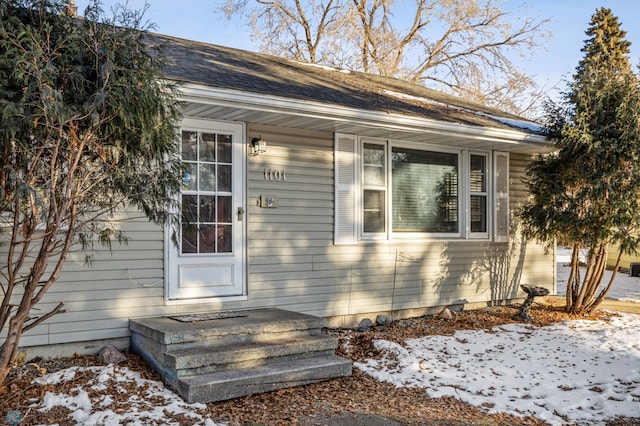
top-left (0, 0), bottom-right (183, 384)
top-left (519, 8), bottom-right (640, 314)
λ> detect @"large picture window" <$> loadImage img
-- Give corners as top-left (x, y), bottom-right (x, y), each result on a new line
top-left (361, 139), bottom-right (460, 238)
top-left (334, 134), bottom-right (508, 244)
top-left (391, 147), bottom-right (458, 233)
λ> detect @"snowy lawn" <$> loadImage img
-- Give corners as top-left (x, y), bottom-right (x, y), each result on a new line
top-left (355, 313), bottom-right (640, 425)
top-left (355, 250), bottom-right (640, 425)
top-left (19, 249), bottom-right (640, 425)
top-left (556, 246), bottom-right (640, 303)
top-left (26, 365), bottom-right (223, 426)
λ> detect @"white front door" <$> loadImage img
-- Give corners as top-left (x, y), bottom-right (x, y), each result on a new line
top-left (166, 119), bottom-right (246, 300)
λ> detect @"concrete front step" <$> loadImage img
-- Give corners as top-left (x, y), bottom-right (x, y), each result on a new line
top-left (167, 334), bottom-right (338, 377)
top-left (130, 308), bottom-right (324, 349)
top-left (176, 354), bottom-right (353, 403)
top-left (129, 308), bottom-right (352, 403)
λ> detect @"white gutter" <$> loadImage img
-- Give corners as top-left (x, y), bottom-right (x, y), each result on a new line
top-left (178, 82), bottom-right (552, 149)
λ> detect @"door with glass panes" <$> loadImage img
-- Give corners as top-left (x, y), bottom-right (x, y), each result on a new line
top-left (166, 119), bottom-right (245, 300)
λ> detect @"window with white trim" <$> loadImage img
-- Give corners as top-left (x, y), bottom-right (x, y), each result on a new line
top-left (334, 134), bottom-right (509, 244)
top-left (469, 152), bottom-right (489, 237)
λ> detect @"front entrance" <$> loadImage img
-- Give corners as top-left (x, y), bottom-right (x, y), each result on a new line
top-left (166, 119), bottom-right (246, 300)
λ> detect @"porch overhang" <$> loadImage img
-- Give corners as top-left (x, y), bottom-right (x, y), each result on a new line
top-left (178, 83), bottom-right (554, 155)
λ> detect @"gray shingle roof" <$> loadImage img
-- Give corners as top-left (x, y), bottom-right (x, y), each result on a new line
top-left (152, 33), bottom-right (544, 135)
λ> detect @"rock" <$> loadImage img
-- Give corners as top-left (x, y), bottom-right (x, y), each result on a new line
top-left (375, 314), bottom-right (392, 327)
top-left (358, 318), bottom-right (374, 331)
top-left (449, 304), bottom-right (465, 313)
top-left (438, 307), bottom-right (453, 320)
top-left (98, 345), bottom-right (127, 365)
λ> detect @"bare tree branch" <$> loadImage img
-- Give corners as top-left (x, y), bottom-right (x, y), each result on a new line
top-left (219, 0), bottom-right (550, 116)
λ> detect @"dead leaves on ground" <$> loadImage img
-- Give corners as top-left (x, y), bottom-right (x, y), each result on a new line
top-left (0, 302), bottom-right (621, 425)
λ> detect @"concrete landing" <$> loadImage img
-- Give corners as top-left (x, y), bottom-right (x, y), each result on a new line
top-left (129, 308), bottom-right (352, 403)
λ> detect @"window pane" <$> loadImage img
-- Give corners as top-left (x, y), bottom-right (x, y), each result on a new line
top-left (182, 224), bottom-right (198, 253)
top-left (217, 196), bottom-right (232, 222)
top-left (182, 131), bottom-right (197, 161)
top-left (217, 165), bottom-right (232, 192)
top-left (470, 195), bottom-right (487, 232)
top-left (199, 224), bottom-right (216, 253)
top-left (182, 195), bottom-right (198, 223)
top-left (182, 162), bottom-right (197, 191)
top-left (470, 155), bottom-right (486, 192)
top-left (217, 134), bottom-right (232, 163)
top-left (392, 148), bottom-right (458, 233)
top-left (217, 225), bottom-right (232, 252)
top-left (363, 190), bottom-right (385, 233)
top-left (363, 143), bottom-right (385, 186)
top-left (200, 133), bottom-right (216, 162)
top-left (199, 196), bottom-right (216, 223)
top-left (199, 163), bottom-right (216, 191)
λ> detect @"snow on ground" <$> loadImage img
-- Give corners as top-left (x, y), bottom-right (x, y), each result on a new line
top-left (355, 313), bottom-right (640, 425)
top-left (24, 247), bottom-right (640, 425)
top-left (30, 364), bottom-right (223, 426)
top-left (556, 246), bottom-right (640, 303)
top-left (354, 247), bottom-right (640, 425)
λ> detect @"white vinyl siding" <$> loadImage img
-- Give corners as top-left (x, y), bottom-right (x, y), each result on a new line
top-left (1, 210), bottom-right (168, 347)
top-left (2, 122), bottom-right (551, 350)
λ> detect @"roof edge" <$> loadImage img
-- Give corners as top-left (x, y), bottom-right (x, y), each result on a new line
top-left (177, 82), bottom-right (552, 148)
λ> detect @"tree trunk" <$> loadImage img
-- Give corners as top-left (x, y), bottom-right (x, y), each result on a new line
top-left (568, 244), bottom-right (609, 314)
top-left (0, 306), bottom-right (29, 384)
top-left (586, 248), bottom-right (624, 313)
top-left (565, 243), bottom-right (581, 312)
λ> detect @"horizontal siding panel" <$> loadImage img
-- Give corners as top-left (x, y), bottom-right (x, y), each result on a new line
top-left (248, 239), bottom-right (333, 250)
top-left (49, 329), bottom-right (130, 345)
top-left (248, 199), bottom-right (333, 210)
top-left (248, 269), bottom-right (351, 283)
top-left (247, 204), bottom-right (332, 216)
top-left (64, 249), bottom-right (163, 263)
top-left (248, 186), bottom-right (334, 201)
top-left (49, 318), bottom-right (129, 334)
top-left (248, 186), bottom-right (331, 196)
top-left (249, 261), bottom-right (314, 274)
top-left (248, 255), bottom-right (314, 265)
top-left (248, 216), bottom-right (333, 225)
top-left (42, 270), bottom-right (163, 287)
top-left (58, 259), bottom-right (164, 272)
top-left (35, 295), bottom-right (165, 314)
top-left (246, 230), bottom-right (333, 240)
top-left (40, 287), bottom-right (163, 304)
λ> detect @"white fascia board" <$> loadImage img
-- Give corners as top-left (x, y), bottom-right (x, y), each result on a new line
top-left (178, 83), bottom-right (551, 147)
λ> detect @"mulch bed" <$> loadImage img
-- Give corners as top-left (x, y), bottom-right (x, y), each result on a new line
top-left (1, 301), bottom-right (639, 425)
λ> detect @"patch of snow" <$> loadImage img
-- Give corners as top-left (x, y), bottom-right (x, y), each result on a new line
top-left (32, 364), bottom-right (223, 426)
top-left (556, 246), bottom-right (640, 303)
top-left (291, 60), bottom-right (351, 74)
top-left (355, 313), bottom-right (640, 425)
top-left (382, 89), bottom-right (545, 133)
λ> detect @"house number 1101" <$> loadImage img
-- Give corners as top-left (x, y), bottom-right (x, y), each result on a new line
top-left (264, 168), bottom-right (286, 181)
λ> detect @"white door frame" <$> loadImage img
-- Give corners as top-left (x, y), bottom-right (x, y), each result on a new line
top-left (165, 118), bottom-right (247, 304)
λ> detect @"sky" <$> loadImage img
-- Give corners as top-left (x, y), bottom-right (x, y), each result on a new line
top-left (72, 0), bottom-right (640, 102)
top-left (15, 254), bottom-right (640, 425)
